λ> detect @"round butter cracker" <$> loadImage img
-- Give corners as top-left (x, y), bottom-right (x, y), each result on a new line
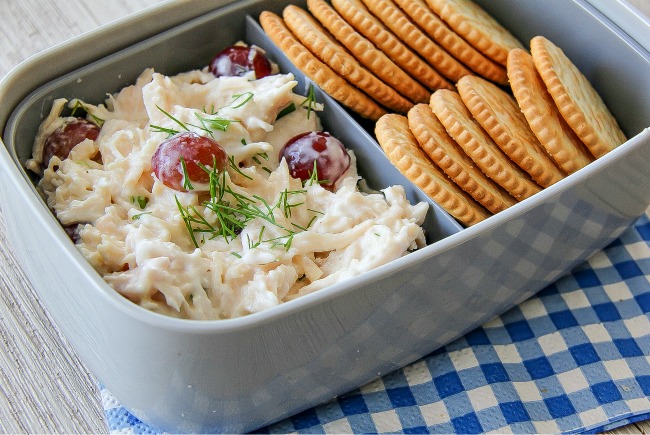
top-left (393, 0), bottom-right (508, 85)
top-left (331, 0), bottom-right (453, 91)
top-left (360, 0), bottom-right (472, 83)
top-left (425, 0), bottom-right (524, 66)
top-left (507, 48), bottom-right (593, 175)
top-left (259, 11), bottom-right (386, 121)
top-left (376, 113), bottom-right (490, 226)
top-left (530, 35), bottom-right (626, 159)
top-left (457, 74), bottom-right (565, 188)
top-left (306, 0), bottom-right (431, 104)
top-left (408, 104), bottom-right (516, 214)
top-left (430, 89), bottom-right (542, 200)
top-left (283, 5), bottom-right (413, 113)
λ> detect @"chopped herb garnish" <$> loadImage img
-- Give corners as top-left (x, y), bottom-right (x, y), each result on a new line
top-left (179, 156), bottom-right (194, 191)
top-left (156, 105), bottom-right (190, 132)
top-left (132, 212), bottom-right (152, 220)
top-left (291, 222), bottom-right (310, 232)
top-left (300, 85), bottom-right (318, 119)
top-left (251, 152), bottom-right (271, 173)
top-left (276, 102), bottom-right (296, 120)
top-left (192, 114), bottom-right (219, 137)
top-left (228, 155), bottom-right (253, 180)
top-left (303, 160), bottom-right (329, 186)
top-left (283, 232), bottom-right (295, 250)
top-left (195, 113), bottom-right (239, 132)
top-left (305, 215), bottom-right (318, 229)
top-left (176, 166), bottom-right (321, 250)
top-left (69, 100), bottom-right (84, 117)
top-left (230, 92), bottom-right (254, 109)
top-left (70, 100), bottom-right (105, 127)
top-left (175, 196), bottom-right (218, 248)
top-left (202, 104), bottom-right (217, 115)
top-left (150, 124), bottom-right (181, 138)
top-left (247, 226), bottom-right (266, 249)
top-left (131, 196), bottom-right (149, 209)
top-left (278, 188), bottom-right (305, 218)
top-left (151, 106), bottom-right (230, 138)
top-left (152, 96), bottom-right (249, 139)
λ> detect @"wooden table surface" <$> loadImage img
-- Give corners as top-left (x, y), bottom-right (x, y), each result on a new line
top-left (0, 0), bottom-right (648, 433)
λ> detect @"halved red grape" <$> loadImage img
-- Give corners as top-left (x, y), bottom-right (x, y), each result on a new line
top-left (279, 131), bottom-right (351, 186)
top-left (43, 118), bottom-right (100, 166)
top-left (151, 132), bottom-right (227, 191)
top-left (209, 45), bottom-right (272, 79)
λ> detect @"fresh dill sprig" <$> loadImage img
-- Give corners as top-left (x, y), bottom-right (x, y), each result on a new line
top-left (70, 100), bottom-right (105, 127)
top-left (150, 106), bottom-right (237, 138)
top-left (156, 105), bottom-right (190, 131)
top-left (230, 92), bottom-right (254, 109)
top-left (276, 102), bottom-right (296, 120)
top-left (179, 156), bottom-right (194, 191)
top-left (202, 104), bottom-right (217, 115)
top-left (300, 85), bottom-right (318, 119)
top-left (277, 188), bottom-right (306, 218)
top-left (265, 231), bottom-right (297, 251)
top-left (251, 152), bottom-right (269, 164)
top-left (152, 92), bottom-right (253, 139)
top-left (176, 196), bottom-right (212, 248)
top-left (191, 114), bottom-right (219, 137)
top-left (150, 106), bottom-right (190, 138)
top-left (303, 160), bottom-right (331, 187)
top-left (176, 163), bottom-right (319, 250)
top-left (251, 152), bottom-right (272, 174)
top-left (228, 155), bottom-right (253, 181)
top-left (195, 113), bottom-right (239, 133)
top-left (150, 124), bottom-right (181, 137)
top-left (305, 161), bottom-right (319, 187)
top-left (132, 212), bottom-right (152, 220)
top-left (130, 196), bottom-right (149, 209)
top-left (247, 226), bottom-right (266, 249)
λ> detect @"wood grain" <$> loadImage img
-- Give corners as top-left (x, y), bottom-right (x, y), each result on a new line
top-left (0, 2), bottom-right (165, 433)
top-left (0, 0), bottom-right (648, 433)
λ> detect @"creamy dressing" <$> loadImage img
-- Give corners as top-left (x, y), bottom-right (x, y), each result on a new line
top-left (32, 68), bottom-right (428, 320)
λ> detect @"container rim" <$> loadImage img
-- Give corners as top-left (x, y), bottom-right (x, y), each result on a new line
top-left (0, 0), bottom-right (243, 133)
top-left (585, 0), bottom-right (650, 53)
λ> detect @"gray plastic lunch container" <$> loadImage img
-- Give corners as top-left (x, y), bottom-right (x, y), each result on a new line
top-left (0, 0), bottom-right (648, 432)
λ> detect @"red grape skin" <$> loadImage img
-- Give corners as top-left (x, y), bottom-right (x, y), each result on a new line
top-left (209, 45), bottom-right (272, 79)
top-left (151, 132), bottom-right (227, 192)
top-left (279, 131), bottom-right (351, 187)
top-left (63, 224), bottom-right (81, 243)
top-left (43, 118), bottom-right (100, 166)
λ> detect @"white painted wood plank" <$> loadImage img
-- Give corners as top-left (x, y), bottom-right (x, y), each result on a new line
top-left (0, 2), bottom-right (165, 432)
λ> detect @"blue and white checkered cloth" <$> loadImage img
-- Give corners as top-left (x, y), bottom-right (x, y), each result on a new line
top-left (102, 210), bottom-right (650, 434)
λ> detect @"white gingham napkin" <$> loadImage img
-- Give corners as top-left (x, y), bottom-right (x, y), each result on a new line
top-left (101, 210), bottom-right (650, 434)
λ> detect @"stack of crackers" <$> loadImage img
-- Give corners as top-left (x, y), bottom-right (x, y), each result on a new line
top-left (260, 0), bottom-right (515, 119)
top-left (260, 0), bottom-right (627, 227)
